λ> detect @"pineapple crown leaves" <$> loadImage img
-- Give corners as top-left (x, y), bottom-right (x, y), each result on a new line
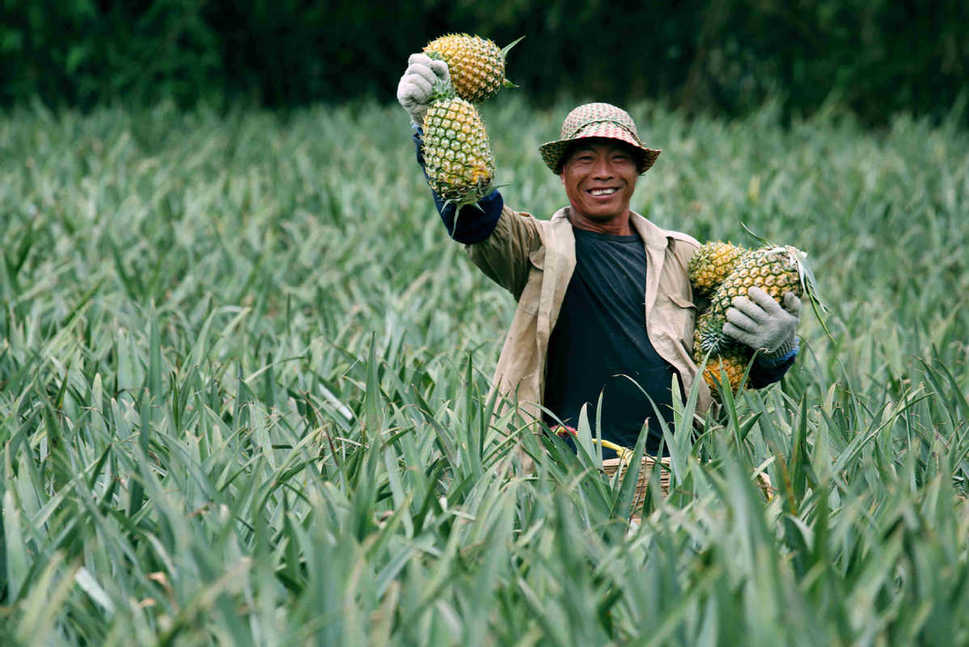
top-left (739, 223), bottom-right (833, 340)
top-left (442, 188), bottom-right (492, 238)
top-left (500, 35), bottom-right (525, 59)
top-left (446, 178), bottom-right (510, 237)
top-left (698, 323), bottom-right (723, 354)
top-left (433, 163), bottom-right (500, 237)
top-left (499, 36), bottom-right (524, 89)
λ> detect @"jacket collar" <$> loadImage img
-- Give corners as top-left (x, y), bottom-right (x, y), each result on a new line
top-left (538, 208), bottom-right (577, 344)
top-left (629, 211), bottom-right (674, 249)
top-left (552, 207), bottom-right (672, 250)
top-left (550, 207), bottom-right (672, 315)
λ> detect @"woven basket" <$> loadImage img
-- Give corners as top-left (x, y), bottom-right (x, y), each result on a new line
top-left (602, 455), bottom-right (670, 512)
top-left (602, 455), bottom-right (774, 517)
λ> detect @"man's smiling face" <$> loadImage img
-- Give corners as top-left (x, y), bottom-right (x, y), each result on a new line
top-left (559, 138), bottom-right (639, 224)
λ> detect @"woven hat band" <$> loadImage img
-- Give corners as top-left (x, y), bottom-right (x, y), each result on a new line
top-left (566, 123), bottom-right (643, 158)
top-left (565, 118), bottom-right (637, 141)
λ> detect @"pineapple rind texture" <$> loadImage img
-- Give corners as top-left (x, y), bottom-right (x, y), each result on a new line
top-left (422, 97), bottom-right (495, 206)
top-left (702, 348), bottom-right (749, 392)
top-left (690, 243), bottom-right (807, 395)
top-left (704, 246), bottom-right (804, 353)
top-left (688, 242), bottom-right (748, 296)
top-left (424, 34), bottom-right (508, 103)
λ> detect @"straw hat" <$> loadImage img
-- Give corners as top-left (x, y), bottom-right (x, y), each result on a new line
top-left (539, 102), bottom-right (661, 175)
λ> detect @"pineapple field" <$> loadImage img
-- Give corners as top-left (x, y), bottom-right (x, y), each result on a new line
top-left (1, 97), bottom-right (969, 645)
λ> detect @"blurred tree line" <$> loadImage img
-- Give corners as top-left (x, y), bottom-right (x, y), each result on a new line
top-left (1, 0), bottom-right (966, 124)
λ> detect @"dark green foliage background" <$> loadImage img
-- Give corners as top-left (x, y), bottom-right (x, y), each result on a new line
top-left (2, 0), bottom-right (966, 123)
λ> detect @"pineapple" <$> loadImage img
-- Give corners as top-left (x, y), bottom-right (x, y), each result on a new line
top-left (690, 244), bottom-right (816, 394)
top-left (698, 245), bottom-right (806, 355)
top-left (424, 34), bottom-right (522, 103)
top-left (422, 94), bottom-right (495, 206)
top-left (693, 311), bottom-right (748, 391)
top-left (703, 347), bottom-right (750, 392)
top-left (688, 241), bottom-right (748, 297)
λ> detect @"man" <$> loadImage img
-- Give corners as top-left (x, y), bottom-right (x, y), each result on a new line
top-left (397, 54), bottom-right (800, 458)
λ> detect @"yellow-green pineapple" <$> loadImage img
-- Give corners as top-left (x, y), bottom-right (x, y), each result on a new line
top-left (424, 33), bottom-right (521, 103)
top-left (703, 347), bottom-right (750, 392)
top-left (688, 241), bottom-right (749, 296)
top-left (695, 245), bottom-right (806, 356)
top-left (691, 244), bottom-right (813, 393)
top-left (693, 314), bottom-right (747, 391)
top-left (422, 88), bottom-right (495, 206)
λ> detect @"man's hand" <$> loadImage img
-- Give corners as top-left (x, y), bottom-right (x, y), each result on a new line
top-left (722, 287), bottom-right (800, 361)
top-left (397, 53), bottom-right (450, 126)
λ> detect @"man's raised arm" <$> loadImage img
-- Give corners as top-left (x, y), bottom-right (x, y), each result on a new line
top-left (396, 53), bottom-right (541, 296)
top-left (397, 52), bottom-right (503, 244)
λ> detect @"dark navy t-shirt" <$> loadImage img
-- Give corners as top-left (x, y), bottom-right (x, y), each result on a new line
top-left (543, 227), bottom-right (676, 455)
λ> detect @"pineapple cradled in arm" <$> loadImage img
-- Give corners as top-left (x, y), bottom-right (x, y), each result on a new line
top-left (689, 242), bottom-right (816, 393)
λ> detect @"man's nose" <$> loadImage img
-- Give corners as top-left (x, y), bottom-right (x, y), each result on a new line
top-left (592, 156), bottom-right (613, 178)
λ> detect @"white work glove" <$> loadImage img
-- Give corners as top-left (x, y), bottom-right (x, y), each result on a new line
top-left (396, 53), bottom-right (450, 126)
top-left (723, 287), bottom-right (800, 362)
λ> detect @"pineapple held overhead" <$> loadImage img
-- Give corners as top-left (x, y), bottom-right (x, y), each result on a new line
top-left (422, 94), bottom-right (495, 206)
top-left (418, 32), bottom-right (520, 207)
top-left (423, 34), bottom-right (522, 103)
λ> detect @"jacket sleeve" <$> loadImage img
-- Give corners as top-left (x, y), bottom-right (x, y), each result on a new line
top-left (412, 129), bottom-right (502, 244)
top-left (466, 206), bottom-right (542, 298)
top-left (748, 343), bottom-right (798, 388)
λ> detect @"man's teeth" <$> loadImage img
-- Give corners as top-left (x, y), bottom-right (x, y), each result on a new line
top-left (589, 188), bottom-right (617, 196)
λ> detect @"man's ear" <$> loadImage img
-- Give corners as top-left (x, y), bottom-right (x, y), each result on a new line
top-left (559, 172), bottom-right (566, 185)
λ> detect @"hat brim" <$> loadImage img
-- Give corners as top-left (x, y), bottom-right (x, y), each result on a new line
top-left (539, 124), bottom-right (661, 175)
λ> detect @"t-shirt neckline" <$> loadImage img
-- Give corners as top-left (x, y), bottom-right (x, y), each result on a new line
top-left (572, 226), bottom-right (641, 243)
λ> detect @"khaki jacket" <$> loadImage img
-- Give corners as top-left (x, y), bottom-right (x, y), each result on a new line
top-left (466, 205), bottom-right (713, 428)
